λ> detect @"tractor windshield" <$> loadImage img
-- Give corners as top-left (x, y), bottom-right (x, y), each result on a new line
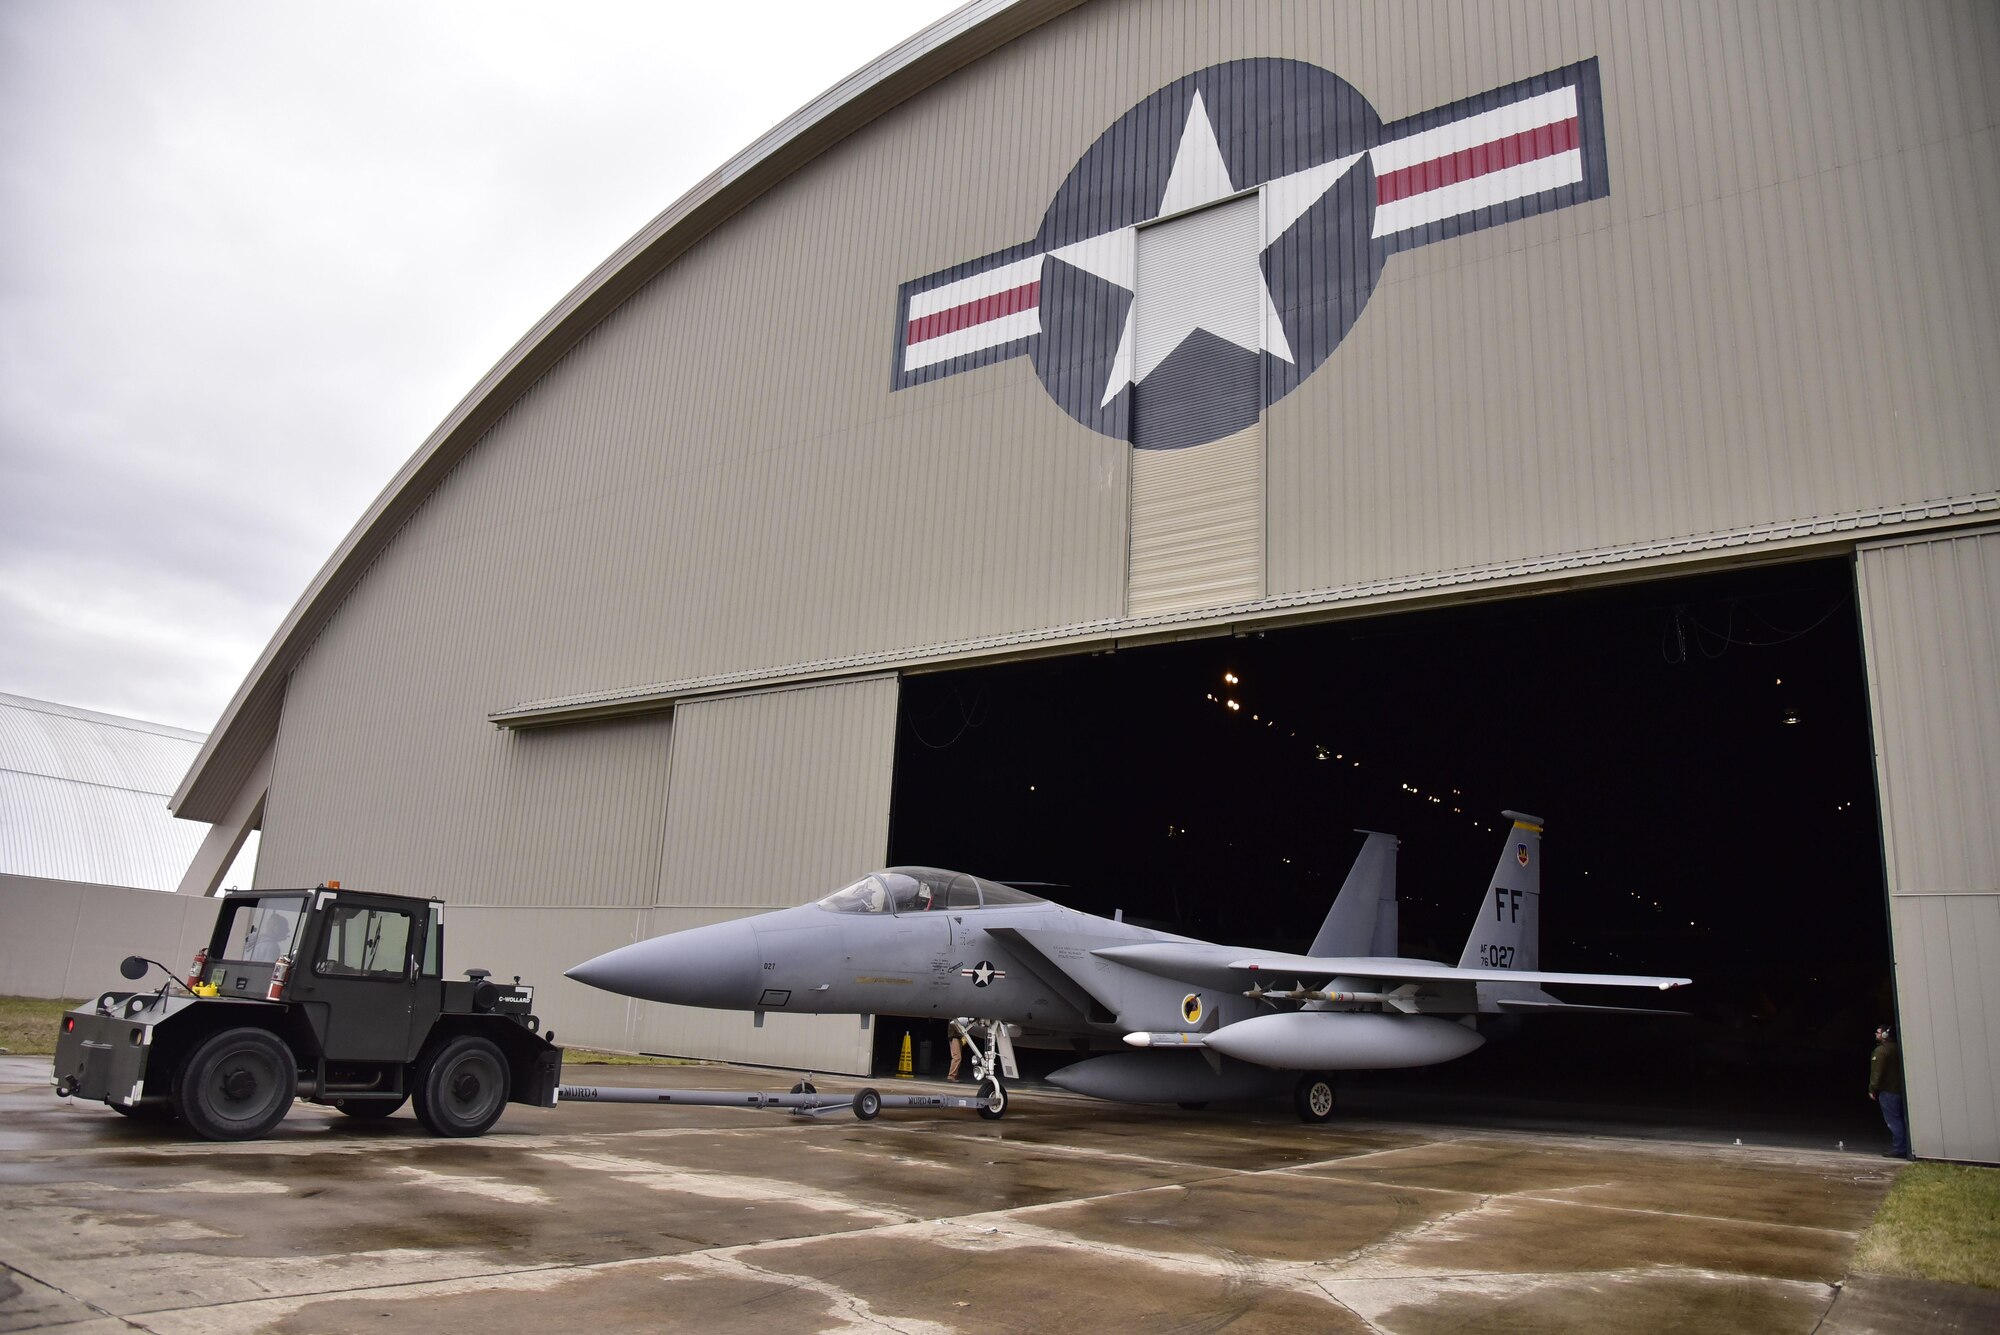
top-left (217, 895), bottom-right (307, 963)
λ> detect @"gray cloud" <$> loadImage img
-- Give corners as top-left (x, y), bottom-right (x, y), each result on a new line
top-left (1, 0), bottom-right (962, 731)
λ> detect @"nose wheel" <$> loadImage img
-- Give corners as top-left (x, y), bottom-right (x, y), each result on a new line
top-left (950, 1018), bottom-right (1009, 1119)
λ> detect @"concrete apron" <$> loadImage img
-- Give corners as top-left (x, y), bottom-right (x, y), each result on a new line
top-left (0, 1057), bottom-right (1910, 1334)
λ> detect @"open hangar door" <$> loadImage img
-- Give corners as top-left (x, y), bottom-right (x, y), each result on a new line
top-left (886, 557), bottom-right (1892, 1146)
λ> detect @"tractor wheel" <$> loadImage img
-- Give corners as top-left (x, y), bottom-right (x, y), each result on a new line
top-left (1293, 1072), bottom-right (1337, 1124)
top-left (413, 1036), bottom-right (510, 1138)
top-left (177, 1027), bottom-right (296, 1141)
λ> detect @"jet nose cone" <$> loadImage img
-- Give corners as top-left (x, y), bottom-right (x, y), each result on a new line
top-left (566, 919), bottom-right (763, 1008)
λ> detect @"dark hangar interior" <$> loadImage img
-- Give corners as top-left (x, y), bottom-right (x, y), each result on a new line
top-left (886, 556), bottom-right (1890, 1139)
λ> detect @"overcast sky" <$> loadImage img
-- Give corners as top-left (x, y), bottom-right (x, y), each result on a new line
top-left (1, 0), bottom-right (964, 733)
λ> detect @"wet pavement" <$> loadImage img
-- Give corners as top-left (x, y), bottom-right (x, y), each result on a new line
top-left (0, 1055), bottom-right (1923, 1333)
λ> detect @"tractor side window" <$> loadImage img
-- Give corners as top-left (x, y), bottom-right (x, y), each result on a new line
top-left (421, 914), bottom-right (442, 979)
top-left (315, 904), bottom-right (416, 979)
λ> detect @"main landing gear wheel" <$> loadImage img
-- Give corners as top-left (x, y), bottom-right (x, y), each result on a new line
top-left (977, 1077), bottom-right (1008, 1120)
top-left (1294, 1073), bottom-right (1337, 1124)
top-left (851, 1088), bottom-right (882, 1121)
top-left (413, 1035), bottom-right (510, 1138)
top-left (177, 1027), bottom-right (296, 1141)
top-left (333, 1096), bottom-right (408, 1120)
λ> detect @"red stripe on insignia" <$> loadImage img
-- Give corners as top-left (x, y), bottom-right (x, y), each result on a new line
top-left (906, 280), bottom-right (1041, 345)
top-left (1375, 117), bottom-right (1581, 205)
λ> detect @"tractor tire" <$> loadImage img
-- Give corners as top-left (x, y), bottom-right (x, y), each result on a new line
top-left (412, 1035), bottom-right (510, 1138)
top-left (176, 1027), bottom-right (296, 1141)
top-left (1293, 1072), bottom-right (1337, 1124)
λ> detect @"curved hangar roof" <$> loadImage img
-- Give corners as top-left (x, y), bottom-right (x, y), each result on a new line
top-left (172, 0), bottom-right (1082, 823)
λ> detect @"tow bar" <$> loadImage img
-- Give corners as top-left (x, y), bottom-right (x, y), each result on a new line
top-left (555, 1076), bottom-right (1008, 1121)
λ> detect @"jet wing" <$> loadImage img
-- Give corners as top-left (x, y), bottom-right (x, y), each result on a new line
top-left (1092, 943), bottom-right (1689, 992)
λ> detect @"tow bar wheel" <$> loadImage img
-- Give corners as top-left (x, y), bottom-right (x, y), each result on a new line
top-left (177, 1026), bottom-right (296, 1141)
top-left (851, 1087), bottom-right (882, 1121)
top-left (413, 1035), bottom-right (511, 1137)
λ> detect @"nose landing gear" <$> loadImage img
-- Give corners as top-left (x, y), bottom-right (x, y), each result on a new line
top-left (949, 1017), bottom-right (1016, 1120)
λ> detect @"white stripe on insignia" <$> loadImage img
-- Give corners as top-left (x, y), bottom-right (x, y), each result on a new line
top-left (903, 308), bottom-right (1043, 370)
top-left (1372, 151), bottom-right (1585, 236)
top-left (1369, 85), bottom-right (1579, 174)
top-left (907, 254), bottom-right (1047, 320)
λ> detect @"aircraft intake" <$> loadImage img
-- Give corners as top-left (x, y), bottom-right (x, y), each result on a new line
top-left (1202, 1011), bottom-right (1485, 1070)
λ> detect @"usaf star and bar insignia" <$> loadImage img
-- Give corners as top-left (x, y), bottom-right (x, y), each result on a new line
top-left (891, 56), bottom-right (1609, 451)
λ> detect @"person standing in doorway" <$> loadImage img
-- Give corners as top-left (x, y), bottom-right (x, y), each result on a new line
top-left (1870, 1024), bottom-right (1910, 1159)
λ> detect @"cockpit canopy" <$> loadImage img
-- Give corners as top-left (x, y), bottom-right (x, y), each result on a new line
top-left (816, 867), bottom-right (1045, 915)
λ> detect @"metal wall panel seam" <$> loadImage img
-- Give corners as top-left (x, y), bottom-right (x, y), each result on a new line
top-left (493, 495), bottom-right (2000, 725)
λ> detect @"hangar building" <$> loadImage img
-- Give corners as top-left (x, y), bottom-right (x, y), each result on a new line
top-left (158, 1), bottom-right (1996, 1159)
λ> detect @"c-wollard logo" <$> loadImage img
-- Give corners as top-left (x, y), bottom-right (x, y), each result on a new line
top-left (892, 57), bottom-right (1609, 450)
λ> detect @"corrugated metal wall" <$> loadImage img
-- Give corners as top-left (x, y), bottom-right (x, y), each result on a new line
top-left (0, 695), bottom-right (209, 891)
top-left (1857, 526), bottom-right (2000, 1163)
top-left (631, 677), bottom-right (898, 1071)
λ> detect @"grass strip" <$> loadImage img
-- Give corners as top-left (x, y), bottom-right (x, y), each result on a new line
top-left (0, 996), bottom-right (80, 1056)
top-left (1852, 1162), bottom-right (2000, 1289)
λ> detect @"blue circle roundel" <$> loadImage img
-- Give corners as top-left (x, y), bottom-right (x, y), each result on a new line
top-left (891, 56), bottom-right (1609, 450)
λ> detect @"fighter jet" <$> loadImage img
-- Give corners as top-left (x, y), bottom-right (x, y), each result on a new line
top-left (566, 812), bottom-right (1689, 1119)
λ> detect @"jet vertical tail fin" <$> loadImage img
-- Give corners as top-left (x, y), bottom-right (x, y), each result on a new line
top-left (1309, 831), bottom-right (1398, 957)
top-left (1458, 812), bottom-right (1549, 1006)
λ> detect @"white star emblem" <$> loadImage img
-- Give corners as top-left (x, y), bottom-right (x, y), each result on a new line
top-left (1047, 90), bottom-right (1365, 408)
top-left (962, 961), bottom-right (1006, 987)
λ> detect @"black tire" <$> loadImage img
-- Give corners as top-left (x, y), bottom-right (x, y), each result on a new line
top-left (1177, 1101), bottom-right (1210, 1111)
top-left (1294, 1073), bottom-right (1336, 1124)
top-left (413, 1035), bottom-right (510, 1138)
top-left (333, 1096), bottom-right (408, 1120)
top-left (177, 1027), bottom-right (296, 1141)
top-left (852, 1087), bottom-right (882, 1121)
top-left (976, 1077), bottom-right (1008, 1120)
top-left (790, 1081), bottom-right (817, 1095)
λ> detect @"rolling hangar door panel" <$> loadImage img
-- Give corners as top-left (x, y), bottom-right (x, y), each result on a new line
top-left (1858, 526), bottom-right (2000, 1165)
top-left (1128, 193), bottom-right (1266, 618)
top-left (634, 675), bottom-right (899, 1074)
